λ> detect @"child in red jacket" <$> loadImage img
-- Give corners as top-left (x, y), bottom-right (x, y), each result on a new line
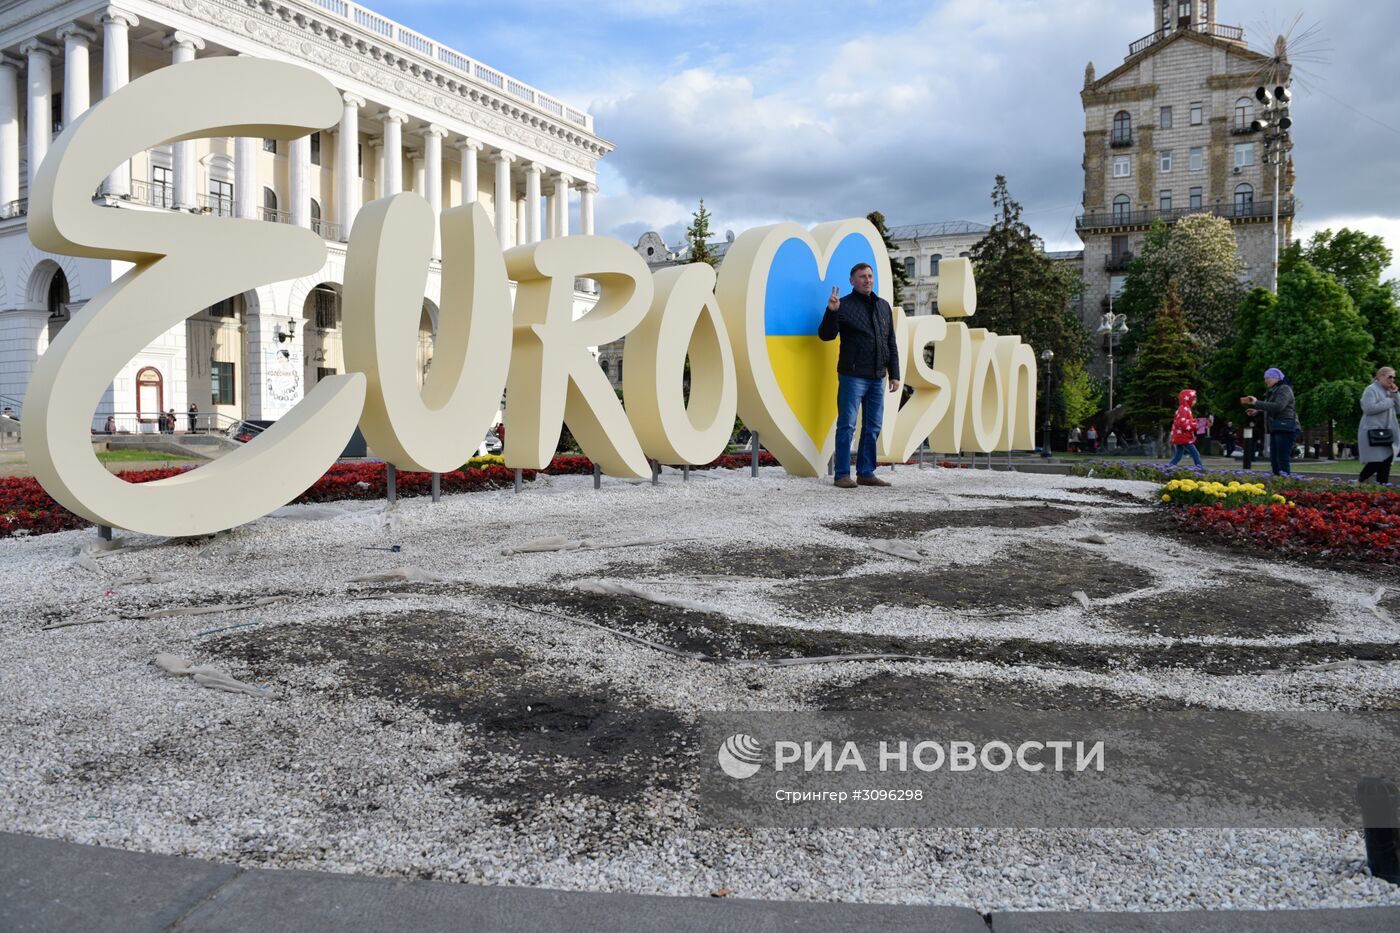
top-left (1168, 388), bottom-right (1203, 467)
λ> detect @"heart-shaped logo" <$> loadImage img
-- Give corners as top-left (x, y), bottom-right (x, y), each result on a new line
top-left (715, 220), bottom-right (892, 476)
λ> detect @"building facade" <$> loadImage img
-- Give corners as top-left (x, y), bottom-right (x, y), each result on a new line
top-left (1077, 0), bottom-right (1294, 375)
top-left (886, 221), bottom-right (990, 316)
top-left (0, 0), bottom-right (610, 432)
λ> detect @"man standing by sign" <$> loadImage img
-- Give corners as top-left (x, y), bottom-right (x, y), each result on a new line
top-left (820, 263), bottom-right (901, 488)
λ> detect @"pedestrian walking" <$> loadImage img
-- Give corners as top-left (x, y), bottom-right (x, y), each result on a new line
top-left (1068, 425), bottom-right (1083, 453)
top-left (1242, 368), bottom-right (1298, 476)
top-left (1086, 424), bottom-right (1098, 453)
top-left (187, 402), bottom-right (198, 433)
top-left (1358, 366), bottom-right (1400, 485)
top-left (1222, 421), bottom-right (1237, 458)
top-left (1168, 389), bottom-right (1203, 467)
top-left (819, 262), bottom-right (901, 488)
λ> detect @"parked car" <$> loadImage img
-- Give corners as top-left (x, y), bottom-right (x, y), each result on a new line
top-left (228, 419), bottom-right (275, 443)
top-left (480, 432), bottom-right (503, 455)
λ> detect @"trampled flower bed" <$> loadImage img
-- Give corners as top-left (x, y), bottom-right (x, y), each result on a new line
top-left (1167, 489), bottom-right (1400, 565)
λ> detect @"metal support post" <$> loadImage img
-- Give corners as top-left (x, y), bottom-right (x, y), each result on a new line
top-left (513, 467), bottom-right (522, 494)
top-left (386, 464), bottom-right (397, 504)
top-left (593, 464), bottom-right (601, 490)
top-left (750, 432), bottom-right (759, 477)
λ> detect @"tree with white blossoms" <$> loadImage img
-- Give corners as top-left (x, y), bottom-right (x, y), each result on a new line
top-left (1116, 214), bottom-right (1246, 356)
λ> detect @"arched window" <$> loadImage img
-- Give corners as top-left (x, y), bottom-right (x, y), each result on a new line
top-left (958, 250), bottom-right (971, 258)
top-left (310, 285), bottom-right (340, 330)
top-left (1233, 183), bottom-right (1254, 216)
top-left (310, 198), bottom-right (323, 236)
top-left (1234, 97), bottom-right (1253, 130)
top-left (46, 267), bottom-right (70, 344)
top-left (903, 257), bottom-right (916, 279)
top-left (262, 187), bottom-right (278, 221)
top-left (599, 358), bottom-right (610, 379)
top-left (1112, 110), bottom-right (1132, 145)
top-left (930, 254), bottom-right (942, 276)
top-left (1112, 194), bottom-right (1132, 223)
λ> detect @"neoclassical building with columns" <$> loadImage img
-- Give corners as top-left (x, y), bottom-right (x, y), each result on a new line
top-left (0, 0), bottom-right (609, 431)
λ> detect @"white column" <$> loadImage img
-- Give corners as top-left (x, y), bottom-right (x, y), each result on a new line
top-left (289, 134), bottom-right (310, 228)
top-left (545, 192), bottom-right (556, 239)
top-left (336, 92), bottom-right (363, 239)
top-left (0, 56), bottom-right (19, 211)
top-left (554, 173), bottom-right (573, 238)
top-left (370, 140), bottom-right (383, 198)
top-left (100, 9), bottom-right (136, 197)
top-left (455, 138), bottom-right (481, 205)
top-left (421, 124), bottom-right (445, 257)
top-left (59, 24), bottom-right (95, 127)
top-left (492, 150), bottom-right (514, 247)
top-left (163, 32), bottom-right (204, 210)
top-left (409, 150), bottom-right (424, 195)
top-left (234, 134), bottom-right (256, 218)
top-left (515, 198), bottom-right (526, 248)
top-left (524, 162), bottom-right (542, 243)
top-left (20, 39), bottom-right (56, 190)
top-left (379, 109), bottom-right (404, 194)
top-left (580, 182), bottom-right (597, 235)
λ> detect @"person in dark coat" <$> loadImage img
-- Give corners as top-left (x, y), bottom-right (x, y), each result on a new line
top-left (819, 262), bottom-right (901, 488)
top-left (1242, 368), bottom-right (1297, 476)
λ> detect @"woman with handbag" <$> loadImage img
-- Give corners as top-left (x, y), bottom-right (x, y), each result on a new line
top-left (1241, 367), bottom-right (1298, 476)
top-left (1358, 366), bottom-right (1400, 484)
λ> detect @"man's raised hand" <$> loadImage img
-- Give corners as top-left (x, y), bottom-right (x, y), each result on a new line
top-left (827, 287), bottom-right (841, 312)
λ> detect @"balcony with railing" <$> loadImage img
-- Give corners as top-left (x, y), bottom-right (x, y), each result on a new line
top-left (0, 198), bottom-right (26, 219)
top-left (1105, 251), bottom-right (1136, 272)
top-left (1077, 199), bottom-right (1295, 232)
top-left (304, 0), bottom-right (592, 130)
top-left (197, 192), bottom-right (235, 216)
top-left (1109, 129), bottom-right (1133, 148)
top-left (1128, 21), bottom-right (1245, 57)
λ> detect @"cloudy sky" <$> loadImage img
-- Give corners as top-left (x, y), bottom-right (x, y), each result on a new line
top-left (374, 0), bottom-right (1400, 277)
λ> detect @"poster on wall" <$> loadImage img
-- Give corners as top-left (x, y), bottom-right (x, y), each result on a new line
top-left (264, 348), bottom-right (300, 407)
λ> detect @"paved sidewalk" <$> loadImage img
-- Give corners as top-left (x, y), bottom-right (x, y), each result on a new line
top-left (4, 832), bottom-right (1399, 932)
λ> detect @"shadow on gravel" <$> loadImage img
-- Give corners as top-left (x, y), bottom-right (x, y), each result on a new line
top-left (597, 544), bottom-right (868, 580)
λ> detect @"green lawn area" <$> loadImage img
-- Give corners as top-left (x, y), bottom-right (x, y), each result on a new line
top-left (1048, 450), bottom-right (1363, 475)
top-left (96, 449), bottom-right (198, 463)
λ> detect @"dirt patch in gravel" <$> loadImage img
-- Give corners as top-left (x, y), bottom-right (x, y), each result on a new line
top-left (1104, 577), bottom-right (1327, 638)
top-left (828, 505), bottom-right (1080, 539)
top-left (958, 489), bottom-right (1147, 510)
top-left (597, 544), bottom-right (868, 580)
top-left (495, 583), bottom-right (1400, 675)
top-left (774, 546), bottom-right (1153, 613)
top-left (817, 672), bottom-right (1189, 711)
top-left (206, 613), bottom-right (690, 816)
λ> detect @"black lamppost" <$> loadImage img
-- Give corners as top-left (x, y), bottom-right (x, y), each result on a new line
top-left (1040, 348), bottom-right (1055, 458)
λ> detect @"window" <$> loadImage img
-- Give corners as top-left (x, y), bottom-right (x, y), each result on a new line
top-left (311, 198), bottom-right (322, 229)
top-left (316, 367), bottom-right (338, 383)
top-left (262, 186), bottom-right (278, 220)
top-left (208, 179), bottom-right (233, 216)
top-left (208, 297), bottom-right (237, 319)
top-left (930, 254), bottom-right (941, 276)
top-left (1189, 102), bottom-right (1203, 125)
top-left (1189, 186), bottom-right (1203, 209)
top-left (312, 286), bottom-right (339, 329)
top-left (51, 93), bottom-right (63, 132)
top-left (1160, 106), bottom-right (1173, 129)
top-left (1112, 194), bottom-right (1131, 223)
top-left (1112, 110), bottom-right (1132, 145)
top-left (1189, 147), bottom-right (1204, 171)
top-left (262, 138), bottom-right (277, 154)
top-left (151, 165), bottom-right (173, 208)
top-left (1111, 235), bottom-right (1129, 260)
top-left (1112, 155), bottom-right (1132, 178)
top-left (599, 358), bottom-right (610, 379)
top-left (357, 143), bottom-right (363, 177)
top-left (1159, 150), bottom-right (1173, 173)
top-left (1234, 183), bottom-right (1254, 216)
top-left (210, 361), bottom-right (235, 406)
top-left (616, 360), bottom-right (623, 383)
top-left (903, 257), bottom-right (916, 279)
top-left (1159, 190), bottom-right (1172, 211)
top-left (1110, 275), bottom-right (1128, 298)
top-left (958, 251), bottom-right (970, 258)
top-left (1234, 97), bottom-right (1253, 129)
top-left (1233, 142), bottom-right (1254, 167)
top-left (310, 132), bottom-right (321, 166)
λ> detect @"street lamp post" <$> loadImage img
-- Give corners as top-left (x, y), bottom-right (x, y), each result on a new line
top-left (1252, 81), bottom-right (1293, 292)
top-left (1040, 348), bottom-right (1055, 458)
top-left (1096, 299), bottom-right (1129, 435)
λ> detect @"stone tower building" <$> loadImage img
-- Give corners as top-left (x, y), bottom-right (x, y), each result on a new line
top-left (1077, 0), bottom-right (1294, 376)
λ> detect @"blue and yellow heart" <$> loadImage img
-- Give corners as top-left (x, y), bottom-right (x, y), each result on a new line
top-left (763, 234), bottom-right (880, 447)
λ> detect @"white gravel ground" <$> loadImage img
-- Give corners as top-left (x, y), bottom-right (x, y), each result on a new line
top-left (3, 464), bottom-right (1400, 912)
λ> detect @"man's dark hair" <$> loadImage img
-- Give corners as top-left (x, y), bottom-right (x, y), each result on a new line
top-left (849, 262), bottom-right (873, 277)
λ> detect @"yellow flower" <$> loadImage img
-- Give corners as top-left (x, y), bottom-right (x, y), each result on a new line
top-left (1161, 494), bottom-right (1171, 502)
top-left (1272, 494), bottom-right (1286, 503)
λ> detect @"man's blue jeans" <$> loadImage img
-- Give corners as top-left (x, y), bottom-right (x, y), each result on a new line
top-left (834, 374), bottom-right (884, 478)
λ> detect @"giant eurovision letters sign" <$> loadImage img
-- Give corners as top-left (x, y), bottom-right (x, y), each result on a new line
top-left (25, 58), bottom-right (1038, 537)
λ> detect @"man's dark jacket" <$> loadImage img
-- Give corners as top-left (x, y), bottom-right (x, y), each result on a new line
top-left (817, 290), bottom-right (900, 381)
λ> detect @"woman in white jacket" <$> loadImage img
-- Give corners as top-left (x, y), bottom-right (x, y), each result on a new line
top-left (1358, 366), bottom-right (1400, 484)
